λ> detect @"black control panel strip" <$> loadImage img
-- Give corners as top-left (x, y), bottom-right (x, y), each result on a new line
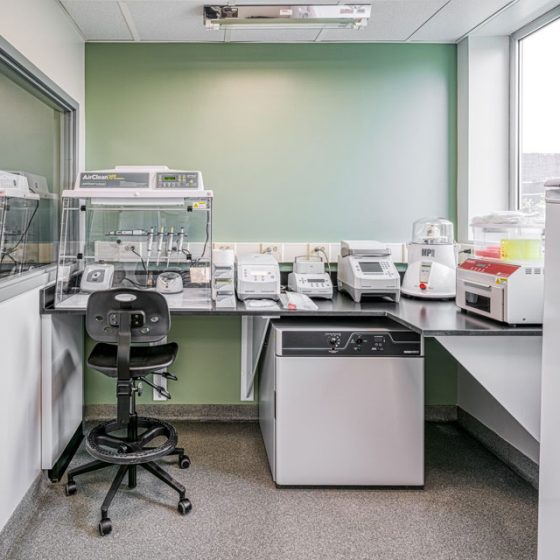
top-left (281, 329), bottom-right (422, 357)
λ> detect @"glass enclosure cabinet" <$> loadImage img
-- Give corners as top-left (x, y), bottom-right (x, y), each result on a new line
top-left (0, 193), bottom-right (41, 278)
top-left (55, 194), bottom-right (213, 310)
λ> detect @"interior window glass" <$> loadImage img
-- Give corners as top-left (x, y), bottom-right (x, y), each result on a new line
top-left (0, 67), bottom-right (63, 278)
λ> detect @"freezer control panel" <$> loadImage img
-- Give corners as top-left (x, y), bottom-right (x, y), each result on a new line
top-left (280, 329), bottom-right (422, 357)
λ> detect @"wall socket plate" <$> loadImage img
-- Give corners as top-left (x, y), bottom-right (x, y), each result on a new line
top-left (308, 243), bottom-right (329, 259)
top-left (260, 243), bottom-right (283, 261)
top-left (213, 242), bottom-right (236, 252)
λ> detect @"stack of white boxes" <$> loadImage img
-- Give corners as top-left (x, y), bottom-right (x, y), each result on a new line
top-left (212, 249), bottom-right (236, 307)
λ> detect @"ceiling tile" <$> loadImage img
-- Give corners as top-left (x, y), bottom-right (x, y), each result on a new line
top-left (321, 0), bottom-right (449, 42)
top-left (61, 1), bottom-right (133, 40)
top-left (410, 0), bottom-right (514, 42)
top-left (125, 1), bottom-right (225, 41)
top-left (472, 0), bottom-right (560, 37)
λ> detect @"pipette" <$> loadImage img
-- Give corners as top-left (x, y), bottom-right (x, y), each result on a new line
top-left (166, 227), bottom-right (174, 268)
top-left (156, 226), bottom-right (164, 266)
top-left (146, 226), bottom-right (154, 268)
top-left (177, 227), bottom-right (185, 256)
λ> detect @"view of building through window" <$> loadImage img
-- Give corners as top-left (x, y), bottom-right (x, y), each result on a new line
top-left (519, 16), bottom-right (560, 215)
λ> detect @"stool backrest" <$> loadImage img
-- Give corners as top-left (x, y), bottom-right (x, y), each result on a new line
top-left (86, 288), bottom-right (171, 344)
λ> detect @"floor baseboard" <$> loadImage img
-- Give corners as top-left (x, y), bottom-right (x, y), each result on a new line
top-left (457, 408), bottom-right (539, 489)
top-left (425, 405), bottom-right (458, 422)
top-left (0, 473), bottom-right (47, 558)
top-left (85, 403), bottom-right (259, 422)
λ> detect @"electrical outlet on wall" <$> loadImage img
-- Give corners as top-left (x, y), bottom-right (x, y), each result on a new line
top-left (308, 243), bottom-right (329, 261)
top-left (260, 243), bottom-right (283, 261)
top-left (213, 242), bottom-right (236, 252)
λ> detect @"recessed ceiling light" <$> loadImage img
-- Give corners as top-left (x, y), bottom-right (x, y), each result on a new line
top-left (203, 4), bottom-right (372, 31)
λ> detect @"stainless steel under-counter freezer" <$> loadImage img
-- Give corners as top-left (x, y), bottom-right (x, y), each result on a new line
top-left (259, 318), bottom-right (424, 486)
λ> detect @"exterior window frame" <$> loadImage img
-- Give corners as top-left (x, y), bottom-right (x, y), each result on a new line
top-left (510, 6), bottom-right (560, 211)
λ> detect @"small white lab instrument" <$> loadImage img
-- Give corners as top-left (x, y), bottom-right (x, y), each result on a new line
top-left (236, 253), bottom-right (280, 301)
top-left (0, 170), bottom-right (40, 200)
top-left (156, 271), bottom-right (183, 294)
top-left (402, 217), bottom-right (456, 300)
top-left (279, 292), bottom-right (318, 311)
top-left (337, 240), bottom-right (400, 302)
top-left (287, 256), bottom-right (333, 299)
top-left (80, 264), bottom-right (115, 292)
top-left (456, 212), bottom-right (544, 324)
top-left (259, 319), bottom-right (424, 486)
top-left (212, 249), bottom-right (236, 308)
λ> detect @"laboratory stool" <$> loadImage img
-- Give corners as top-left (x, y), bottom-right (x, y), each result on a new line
top-left (64, 288), bottom-right (191, 536)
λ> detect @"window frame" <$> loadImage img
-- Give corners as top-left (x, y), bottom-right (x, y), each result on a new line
top-left (0, 36), bottom-right (79, 288)
top-left (510, 6), bottom-right (560, 212)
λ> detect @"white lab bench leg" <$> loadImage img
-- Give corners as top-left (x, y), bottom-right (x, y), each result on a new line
top-left (41, 314), bottom-right (84, 470)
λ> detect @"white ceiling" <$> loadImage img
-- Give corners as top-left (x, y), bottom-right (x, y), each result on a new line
top-left (58, 0), bottom-right (560, 43)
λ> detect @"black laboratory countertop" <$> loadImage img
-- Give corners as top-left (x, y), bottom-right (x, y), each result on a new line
top-left (40, 286), bottom-right (542, 337)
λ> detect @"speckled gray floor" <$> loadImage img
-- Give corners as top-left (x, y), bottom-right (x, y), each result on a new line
top-left (6, 423), bottom-right (537, 560)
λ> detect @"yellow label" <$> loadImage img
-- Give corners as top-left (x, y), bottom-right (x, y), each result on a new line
top-left (496, 278), bottom-right (507, 285)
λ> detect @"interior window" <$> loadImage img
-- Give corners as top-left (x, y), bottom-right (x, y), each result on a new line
top-left (0, 49), bottom-right (76, 281)
top-left (518, 17), bottom-right (560, 215)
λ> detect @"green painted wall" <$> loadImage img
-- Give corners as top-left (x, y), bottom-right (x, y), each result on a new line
top-left (85, 323), bottom-right (457, 405)
top-left (85, 43), bottom-right (457, 239)
top-left (84, 42), bottom-right (458, 406)
top-left (85, 316), bottom-right (243, 405)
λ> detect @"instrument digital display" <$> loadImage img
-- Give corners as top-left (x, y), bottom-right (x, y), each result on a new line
top-left (359, 262), bottom-right (383, 273)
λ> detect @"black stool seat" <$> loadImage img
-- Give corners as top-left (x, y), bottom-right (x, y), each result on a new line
top-left (88, 342), bottom-right (178, 377)
top-left (86, 417), bottom-right (178, 465)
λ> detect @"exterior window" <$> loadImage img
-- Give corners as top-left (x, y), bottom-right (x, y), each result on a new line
top-left (518, 17), bottom-right (560, 214)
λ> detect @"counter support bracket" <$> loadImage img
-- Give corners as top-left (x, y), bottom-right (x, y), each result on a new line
top-left (240, 316), bottom-right (276, 401)
top-left (436, 335), bottom-right (542, 441)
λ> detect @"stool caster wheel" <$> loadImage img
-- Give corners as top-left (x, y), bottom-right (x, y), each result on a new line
top-left (178, 454), bottom-right (191, 469)
top-left (98, 518), bottom-right (112, 536)
top-left (64, 481), bottom-right (77, 496)
top-left (178, 498), bottom-right (192, 516)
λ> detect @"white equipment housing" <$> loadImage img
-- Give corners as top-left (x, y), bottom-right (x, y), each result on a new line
top-left (456, 258), bottom-right (544, 324)
top-left (287, 256), bottom-right (333, 299)
top-left (0, 170), bottom-right (39, 200)
top-left (66, 165), bottom-right (209, 202)
top-left (337, 240), bottom-right (400, 302)
top-left (402, 243), bottom-right (456, 299)
top-left (236, 253), bottom-right (280, 301)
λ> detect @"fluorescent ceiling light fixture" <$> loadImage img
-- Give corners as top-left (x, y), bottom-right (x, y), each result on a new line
top-left (203, 4), bottom-right (371, 30)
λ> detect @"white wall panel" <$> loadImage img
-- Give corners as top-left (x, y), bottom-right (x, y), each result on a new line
top-left (0, 289), bottom-right (43, 531)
